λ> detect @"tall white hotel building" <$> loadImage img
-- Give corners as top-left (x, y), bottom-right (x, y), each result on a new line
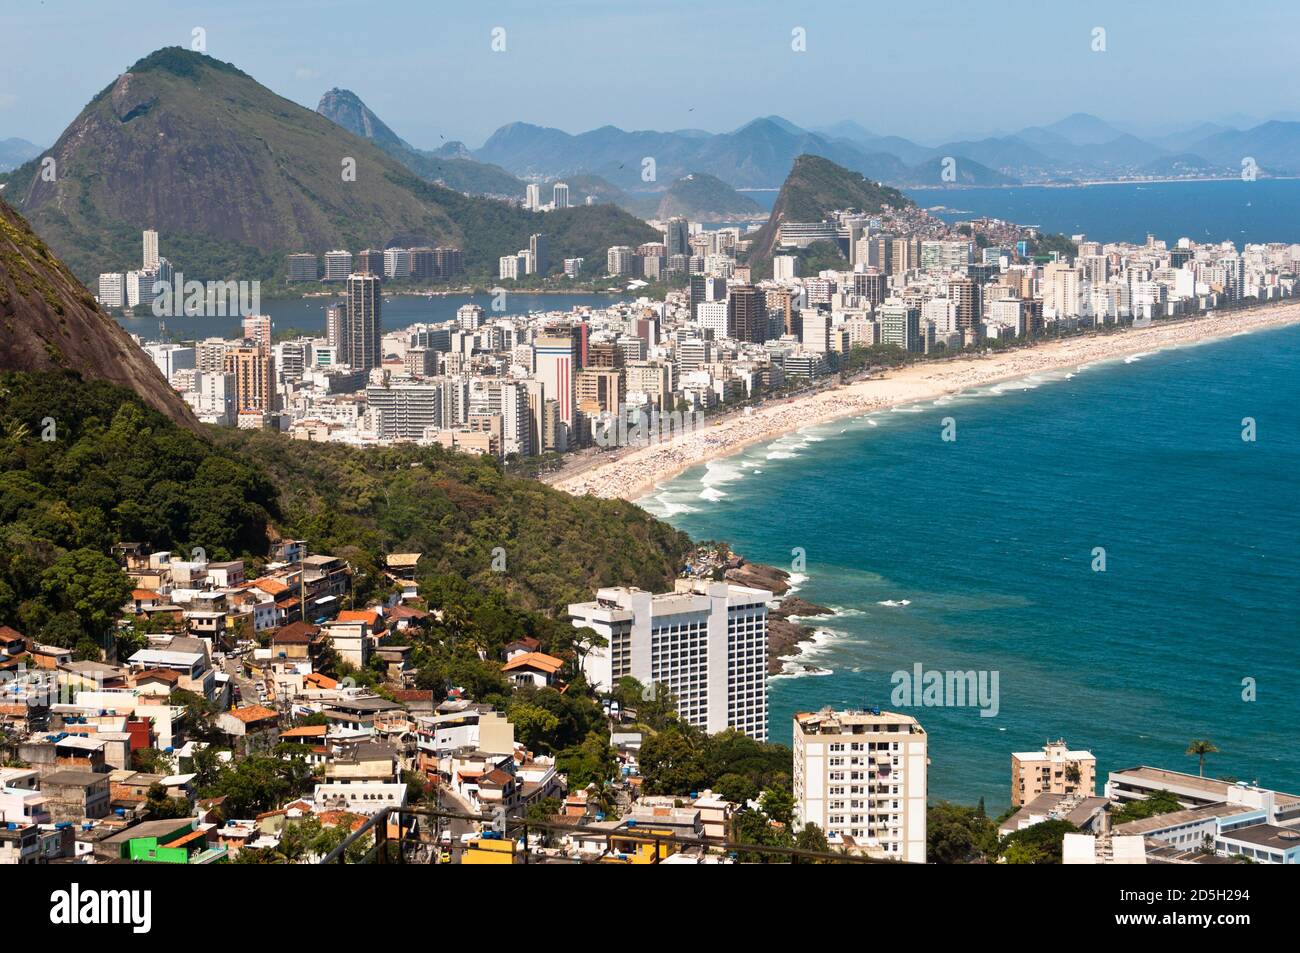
top-left (793, 708), bottom-right (928, 862)
top-left (568, 580), bottom-right (772, 740)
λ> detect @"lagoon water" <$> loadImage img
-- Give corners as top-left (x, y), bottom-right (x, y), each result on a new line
top-left (642, 324), bottom-right (1300, 807)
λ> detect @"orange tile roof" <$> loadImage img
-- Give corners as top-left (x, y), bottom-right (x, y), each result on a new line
top-left (161, 828), bottom-right (205, 849)
top-left (501, 651), bottom-right (565, 675)
top-left (279, 725), bottom-right (328, 738)
top-left (337, 609), bottom-right (380, 625)
top-left (253, 577), bottom-right (291, 595)
top-left (131, 589), bottom-right (160, 600)
top-left (226, 704), bottom-right (279, 724)
top-left (304, 672), bottom-right (338, 689)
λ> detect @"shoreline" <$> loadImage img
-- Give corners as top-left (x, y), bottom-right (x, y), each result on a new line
top-left (550, 301), bottom-right (1300, 503)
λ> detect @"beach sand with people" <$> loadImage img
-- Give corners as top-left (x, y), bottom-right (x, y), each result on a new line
top-left (548, 302), bottom-right (1300, 502)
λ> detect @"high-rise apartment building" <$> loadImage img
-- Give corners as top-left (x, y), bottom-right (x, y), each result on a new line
top-left (286, 253), bottom-right (319, 282)
top-left (345, 273), bottom-right (382, 373)
top-left (224, 344), bottom-right (275, 415)
top-left (727, 285), bottom-right (765, 344)
top-left (552, 182), bottom-right (570, 209)
top-left (1011, 739), bottom-right (1097, 807)
top-left (383, 247), bottom-right (412, 279)
top-left (325, 303), bottom-right (347, 351)
top-left (529, 233), bottom-right (549, 277)
top-left (948, 276), bottom-right (982, 345)
top-left (366, 382), bottom-right (442, 440)
top-left (665, 217), bottom-right (690, 259)
top-left (242, 314), bottom-right (272, 352)
top-left (793, 708), bottom-right (928, 862)
top-left (97, 273), bottom-right (126, 309)
top-left (880, 299), bottom-right (922, 353)
top-left (525, 183), bottom-right (542, 211)
top-left (323, 250), bottom-right (353, 281)
top-left (142, 229), bottom-right (159, 270)
top-left (534, 328), bottom-right (579, 427)
top-left (355, 249), bottom-right (384, 276)
top-left (567, 580), bottom-right (772, 740)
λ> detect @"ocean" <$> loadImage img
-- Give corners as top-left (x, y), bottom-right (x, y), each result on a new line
top-left (641, 323), bottom-right (1300, 808)
top-left (741, 178), bottom-right (1300, 247)
top-left (907, 178), bottom-right (1300, 247)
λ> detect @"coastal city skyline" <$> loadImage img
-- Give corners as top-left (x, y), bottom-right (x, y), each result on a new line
top-left (0, 4), bottom-right (1294, 918)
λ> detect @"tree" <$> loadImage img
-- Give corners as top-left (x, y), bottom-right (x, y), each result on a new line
top-left (713, 772), bottom-right (757, 805)
top-left (556, 730), bottom-right (618, 790)
top-left (794, 822), bottom-right (829, 856)
top-left (998, 819), bottom-right (1076, 864)
top-left (1109, 789), bottom-right (1182, 825)
top-left (506, 702), bottom-right (560, 753)
top-left (730, 806), bottom-right (792, 863)
top-left (1186, 739), bottom-right (1219, 777)
top-left (144, 782), bottom-right (191, 820)
top-left (39, 548), bottom-right (131, 644)
top-left (927, 802), bottom-right (997, 864)
top-left (638, 726), bottom-right (707, 796)
top-left (759, 787), bottom-right (795, 827)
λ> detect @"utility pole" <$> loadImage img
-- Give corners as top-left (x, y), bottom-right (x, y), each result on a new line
top-left (299, 540), bottom-right (307, 624)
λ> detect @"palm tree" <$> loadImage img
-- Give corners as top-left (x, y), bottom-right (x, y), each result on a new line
top-left (1186, 739), bottom-right (1219, 777)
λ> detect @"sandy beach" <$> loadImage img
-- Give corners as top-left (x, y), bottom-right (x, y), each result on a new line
top-left (549, 302), bottom-right (1300, 502)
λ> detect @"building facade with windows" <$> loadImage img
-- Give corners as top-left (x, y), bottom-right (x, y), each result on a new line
top-left (567, 580), bottom-right (772, 740)
top-left (793, 708), bottom-right (928, 862)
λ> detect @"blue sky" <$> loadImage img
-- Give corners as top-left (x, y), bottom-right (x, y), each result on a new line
top-left (3, 0), bottom-right (1299, 149)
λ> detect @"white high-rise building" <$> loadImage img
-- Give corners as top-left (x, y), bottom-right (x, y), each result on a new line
top-left (323, 250), bottom-right (353, 281)
top-left (552, 182), bottom-right (570, 209)
top-left (383, 247), bottom-right (412, 279)
top-left (525, 183), bottom-right (542, 211)
top-left (697, 300), bottom-right (729, 339)
top-left (568, 580), bottom-right (772, 740)
top-left (142, 229), bottom-right (159, 270)
top-left (793, 708), bottom-right (928, 862)
top-left (125, 269), bottom-right (158, 309)
top-left (97, 273), bottom-right (126, 309)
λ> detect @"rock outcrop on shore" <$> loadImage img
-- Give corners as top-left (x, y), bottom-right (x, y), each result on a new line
top-left (726, 562), bottom-right (834, 675)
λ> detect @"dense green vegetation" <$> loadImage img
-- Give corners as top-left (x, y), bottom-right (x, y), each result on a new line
top-left (652, 171), bottom-right (764, 221)
top-left (1108, 789), bottom-right (1182, 825)
top-left (1027, 232), bottom-right (1079, 259)
top-left (214, 427), bottom-right (690, 614)
top-left (0, 371), bottom-right (276, 654)
top-left (0, 370), bottom-right (690, 657)
top-left (746, 154), bottom-right (912, 277)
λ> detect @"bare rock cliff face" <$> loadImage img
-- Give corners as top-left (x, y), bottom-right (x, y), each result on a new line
top-left (0, 196), bottom-right (201, 430)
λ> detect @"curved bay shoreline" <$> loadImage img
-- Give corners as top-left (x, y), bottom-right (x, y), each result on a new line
top-left (550, 301), bottom-right (1300, 502)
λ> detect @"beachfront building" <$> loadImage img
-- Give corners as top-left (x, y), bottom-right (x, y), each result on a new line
top-left (1011, 738), bottom-right (1097, 806)
top-left (567, 580), bottom-right (772, 740)
top-left (793, 707), bottom-right (928, 863)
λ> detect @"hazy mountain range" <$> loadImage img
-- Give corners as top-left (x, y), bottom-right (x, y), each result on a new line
top-left (468, 110), bottom-right (1300, 191)
top-left (0, 137), bottom-right (41, 173)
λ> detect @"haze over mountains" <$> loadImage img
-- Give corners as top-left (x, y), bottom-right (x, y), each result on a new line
top-left (0, 49), bottom-right (658, 283)
top-left (469, 111), bottom-right (1300, 190)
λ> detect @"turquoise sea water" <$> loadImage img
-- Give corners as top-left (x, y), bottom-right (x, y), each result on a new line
top-left (642, 324), bottom-right (1300, 809)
